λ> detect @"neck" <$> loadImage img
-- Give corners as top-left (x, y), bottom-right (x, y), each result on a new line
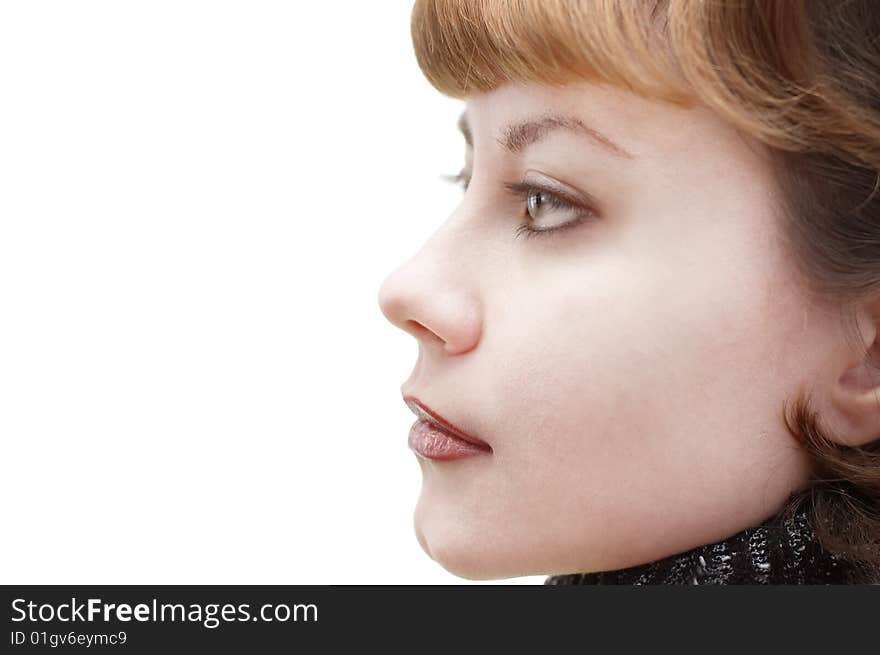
top-left (545, 501), bottom-right (873, 585)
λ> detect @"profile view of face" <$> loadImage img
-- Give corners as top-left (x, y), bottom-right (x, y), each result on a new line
top-left (377, 81), bottom-right (841, 580)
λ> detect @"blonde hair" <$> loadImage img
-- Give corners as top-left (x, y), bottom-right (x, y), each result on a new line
top-left (412, 0), bottom-right (880, 580)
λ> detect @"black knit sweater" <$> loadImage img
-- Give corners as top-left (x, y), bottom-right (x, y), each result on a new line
top-left (545, 502), bottom-right (878, 585)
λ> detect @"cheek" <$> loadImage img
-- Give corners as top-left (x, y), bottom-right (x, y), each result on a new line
top-left (489, 270), bottom-right (673, 470)
top-left (486, 244), bottom-right (806, 519)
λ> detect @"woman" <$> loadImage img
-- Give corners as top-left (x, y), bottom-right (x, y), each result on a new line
top-left (377, 0), bottom-right (880, 584)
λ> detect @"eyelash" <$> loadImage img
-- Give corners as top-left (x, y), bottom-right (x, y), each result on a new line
top-left (444, 172), bottom-right (592, 240)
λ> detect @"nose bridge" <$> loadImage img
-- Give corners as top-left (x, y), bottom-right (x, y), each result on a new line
top-left (377, 221), bottom-right (483, 355)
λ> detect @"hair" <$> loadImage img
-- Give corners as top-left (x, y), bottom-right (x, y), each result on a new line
top-left (411, 0), bottom-right (880, 581)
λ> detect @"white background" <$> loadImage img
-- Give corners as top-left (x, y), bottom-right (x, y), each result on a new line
top-left (0, 1), bottom-right (544, 584)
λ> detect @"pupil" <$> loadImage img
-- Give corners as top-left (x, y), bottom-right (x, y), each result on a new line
top-left (528, 190), bottom-right (542, 216)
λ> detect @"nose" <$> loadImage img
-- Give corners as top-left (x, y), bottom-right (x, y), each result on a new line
top-left (377, 248), bottom-right (483, 356)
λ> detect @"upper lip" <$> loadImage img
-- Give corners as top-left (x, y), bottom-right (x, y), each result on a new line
top-left (403, 395), bottom-right (492, 451)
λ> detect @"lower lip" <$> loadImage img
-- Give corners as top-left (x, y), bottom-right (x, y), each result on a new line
top-left (408, 419), bottom-right (491, 461)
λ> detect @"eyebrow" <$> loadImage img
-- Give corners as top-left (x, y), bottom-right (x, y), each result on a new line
top-left (457, 111), bottom-right (634, 160)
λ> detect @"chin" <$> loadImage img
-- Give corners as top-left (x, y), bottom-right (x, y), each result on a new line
top-left (413, 502), bottom-right (548, 580)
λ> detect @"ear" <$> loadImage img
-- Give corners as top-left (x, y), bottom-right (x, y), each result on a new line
top-left (827, 302), bottom-right (880, 447)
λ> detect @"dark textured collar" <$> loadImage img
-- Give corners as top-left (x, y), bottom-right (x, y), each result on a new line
top-left (545, 502), bottom-right (876, 585)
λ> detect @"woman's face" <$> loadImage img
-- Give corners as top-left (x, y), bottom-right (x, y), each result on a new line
top-left (377, 81), bottom-right (837, 579)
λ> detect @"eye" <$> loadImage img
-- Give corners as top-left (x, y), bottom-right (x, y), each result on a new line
top-left (442, 171), bottom-right (596, 239)
top-left (505, 181), bottom-right (595, 240)
top-left (442, 170), bottom-right (470, 191)
top-left (525, 187), bottom-right (572, 221)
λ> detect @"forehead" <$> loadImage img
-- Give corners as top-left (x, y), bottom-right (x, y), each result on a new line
top-left (462, 81), bottom-right (763, 165)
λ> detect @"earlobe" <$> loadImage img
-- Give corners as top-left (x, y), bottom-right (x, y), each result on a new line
top-left (829, 312), bottom-right (880, 447)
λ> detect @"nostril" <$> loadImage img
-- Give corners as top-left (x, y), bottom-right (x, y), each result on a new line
top-left (406, 319), bottom-right (430, 336)
top-left (406, 319), bottom-right (444, 345)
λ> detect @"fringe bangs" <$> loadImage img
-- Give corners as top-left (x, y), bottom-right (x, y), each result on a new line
top-left (410, 0), bottom-right (880, 166)
top-left (410, 0), bottom-right (693, 106)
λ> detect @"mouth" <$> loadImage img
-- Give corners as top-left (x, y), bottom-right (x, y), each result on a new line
top-left (403, 395), bottom-right (493, 460)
